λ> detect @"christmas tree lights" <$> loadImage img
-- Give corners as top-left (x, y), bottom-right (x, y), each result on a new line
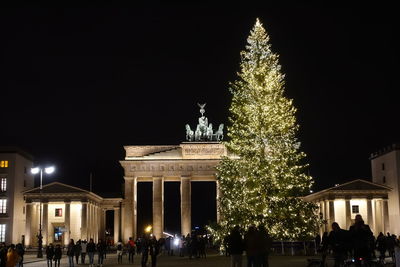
top-left (211, 19), bottom-right (320, 242)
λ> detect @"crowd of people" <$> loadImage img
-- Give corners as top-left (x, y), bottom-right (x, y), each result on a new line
top-left (0, 232), bottom-right (210, 267)
top-left (317, 214), bottom-right (400, 266)
top-left (0, 243), bottom-right (24, 267)
top-left (161, 233), bottom-right (208, 259)
top-left (3, 215), bottom-right (399, 267)
top-left (45, 238), bottom-right (107, 267)
top-left (224, 225), bottom-right (272, 267)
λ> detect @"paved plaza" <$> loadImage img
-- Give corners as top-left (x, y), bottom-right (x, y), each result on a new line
top-left (23, 252), bottom-right (313, 267)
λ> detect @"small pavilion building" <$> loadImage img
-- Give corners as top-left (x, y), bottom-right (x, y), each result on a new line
top-left (304, 179), bottom-right (391, 236)
top-left (23, 182), bottom-right (122, 247)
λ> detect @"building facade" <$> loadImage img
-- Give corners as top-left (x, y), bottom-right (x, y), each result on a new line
top-left (4, 143), bottom-right (400, 246)
top-left (119, 142), bottom-right (225, 241)
top-left (370, 144), bottom-right (400, 235)
top-left (303, 179), bottom-right (391, 236)
top-left (23, 182), bottom-right (122, 247)
top-left (0, 147), bottom-right (35, 244)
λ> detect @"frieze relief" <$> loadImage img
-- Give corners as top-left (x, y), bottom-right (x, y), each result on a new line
top-left (123, 161), bottom-right (218, 177)
top-left (125, 145), bottom-right (178, 157)
top-left (180, 143), bottom-right (227, 159)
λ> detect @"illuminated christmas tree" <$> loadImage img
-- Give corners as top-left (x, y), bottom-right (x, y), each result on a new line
top-left (215, 19), bottom-right (319, 241)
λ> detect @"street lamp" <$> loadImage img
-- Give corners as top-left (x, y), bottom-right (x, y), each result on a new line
top-left (31, 166), bottom-right (55, 258)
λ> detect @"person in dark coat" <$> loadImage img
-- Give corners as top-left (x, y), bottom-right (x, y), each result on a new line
top-left (86, 238), bottom-right (96, 267)
top-left (74, 240), bottom-right (81, 265)
top-left (227, 226), bottom-right (244, 267)
top-left (244, 225), bottom-right (260, 267)
top-left (0, 243), bottom-right (7, 267)
top-left (53, 244), bottom-right (62, 267)
top-left (141, 236), bottom-right (150, 267)
top-left (386, 233), bottom-right (396, 260)
top-left (46, 244), bottom-right (55, 267)
top-left (315, 234), bottom-right (321, 249)
top-left (67, 239), bottom-right (75, 267)
top-left (328, 222), bottom-right (350, 267)
top-left (15, 243), bottom-right (24, 267)
top-left (149, 236), bottom-right (160, 267)
top-left (375, 232), bottom-right (387, 261)
top-left (97, 239), bottom-right (106, 267)
top-left (349, 214), bottom-right (373, 265)
top-left (258, 225), bottom-right (272, 267)
top-left (319, 231), bottom-right (329, 266)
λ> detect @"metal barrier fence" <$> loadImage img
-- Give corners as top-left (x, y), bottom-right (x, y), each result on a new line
top-left (271, 241), bottom-right (318, 256)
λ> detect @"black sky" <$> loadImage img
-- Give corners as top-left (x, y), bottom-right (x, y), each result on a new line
top-left (0, 7), bottom-right (398, 231)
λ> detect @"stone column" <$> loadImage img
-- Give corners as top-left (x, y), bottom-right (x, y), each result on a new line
top-left (89, 203), bottom-right (93, 239)
top-left (42, 202), bottom-right (48, 245)
top-left (367, 198), bottom-right (373, 229)
top-left (25, 203), bottom-right (33, 247)
top-left (114, 207), bottom-right (120, 243)
top-left (375, 200), bottom-right (383, 233)
top-left (320, 201), bottom-right (326, 232)
top-left (345, 199), bottom-right (351, 229)
top-left (383, 199), bottom-right (390, 233)
top-left (133, 177), bottom-right (138, 239)
top-left (87, 203), bottom-right (91, 239)
top-left (317, 202), bottom-right (323, 236)
top-left (122, 177), bottom-right (134, 242)
top-left (328, 200), bottom-right (335, 231)
top-left (94, 205), bottom-right (98, 242)
top-left (153, 177), bottom-right (164, 239)
top-left (64, 202), bottom-right (71, 246)
top-left (100, 209), bottom-right (106, 241)
top-left (90, 203), bottom-right (94, 239)
top-left (181, 176), bottom-right (191, 236)
top-left (81, 202), bottom-right (88, 241)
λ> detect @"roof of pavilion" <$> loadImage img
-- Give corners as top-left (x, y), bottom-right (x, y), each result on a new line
top-left (24, 181), bottom-right (92, 194)
top-left (303, 179), bottom-right (391, 202)
top-left (23, 182), bottom-right (122, 205)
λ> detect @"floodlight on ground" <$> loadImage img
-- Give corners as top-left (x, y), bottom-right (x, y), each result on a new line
top-left (145, 225), bottom-right (152, 233)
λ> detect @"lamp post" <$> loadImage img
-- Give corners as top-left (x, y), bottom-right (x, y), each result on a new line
top-left (31, 166), bottom-right (55, 258)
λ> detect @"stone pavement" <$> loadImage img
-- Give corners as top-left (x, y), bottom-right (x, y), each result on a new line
top-left (22, 252), bottom-right (315, 267)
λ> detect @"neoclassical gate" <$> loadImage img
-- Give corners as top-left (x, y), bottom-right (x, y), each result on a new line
top-left (119, 142), bottom-right (225, 239)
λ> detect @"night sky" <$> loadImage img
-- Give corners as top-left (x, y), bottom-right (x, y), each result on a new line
top-left (1, 7), bottom-right (398, 233)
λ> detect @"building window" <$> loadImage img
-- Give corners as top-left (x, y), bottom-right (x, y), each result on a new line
top-left (54, 227), bottom-right (62, 241)
top-left (0, 199), bottom-right (7, 214)
top-left (0, 178), bottom-right (6, 192)
top-left (55, 208), bottom-right (62, 217)
top-left (0, 161), bottom-right (8, 168)
top-left (383, 176), bottom-right (386, 183)
top-left (382, 163), bottom-right (385, 170)
top-left (0, 224), bottom-right (5, 242)
top-left (352, 205), bottom-right (359, 214)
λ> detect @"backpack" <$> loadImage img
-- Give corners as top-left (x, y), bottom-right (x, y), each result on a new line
top-left (117, 243), bottom-right (122, 250)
